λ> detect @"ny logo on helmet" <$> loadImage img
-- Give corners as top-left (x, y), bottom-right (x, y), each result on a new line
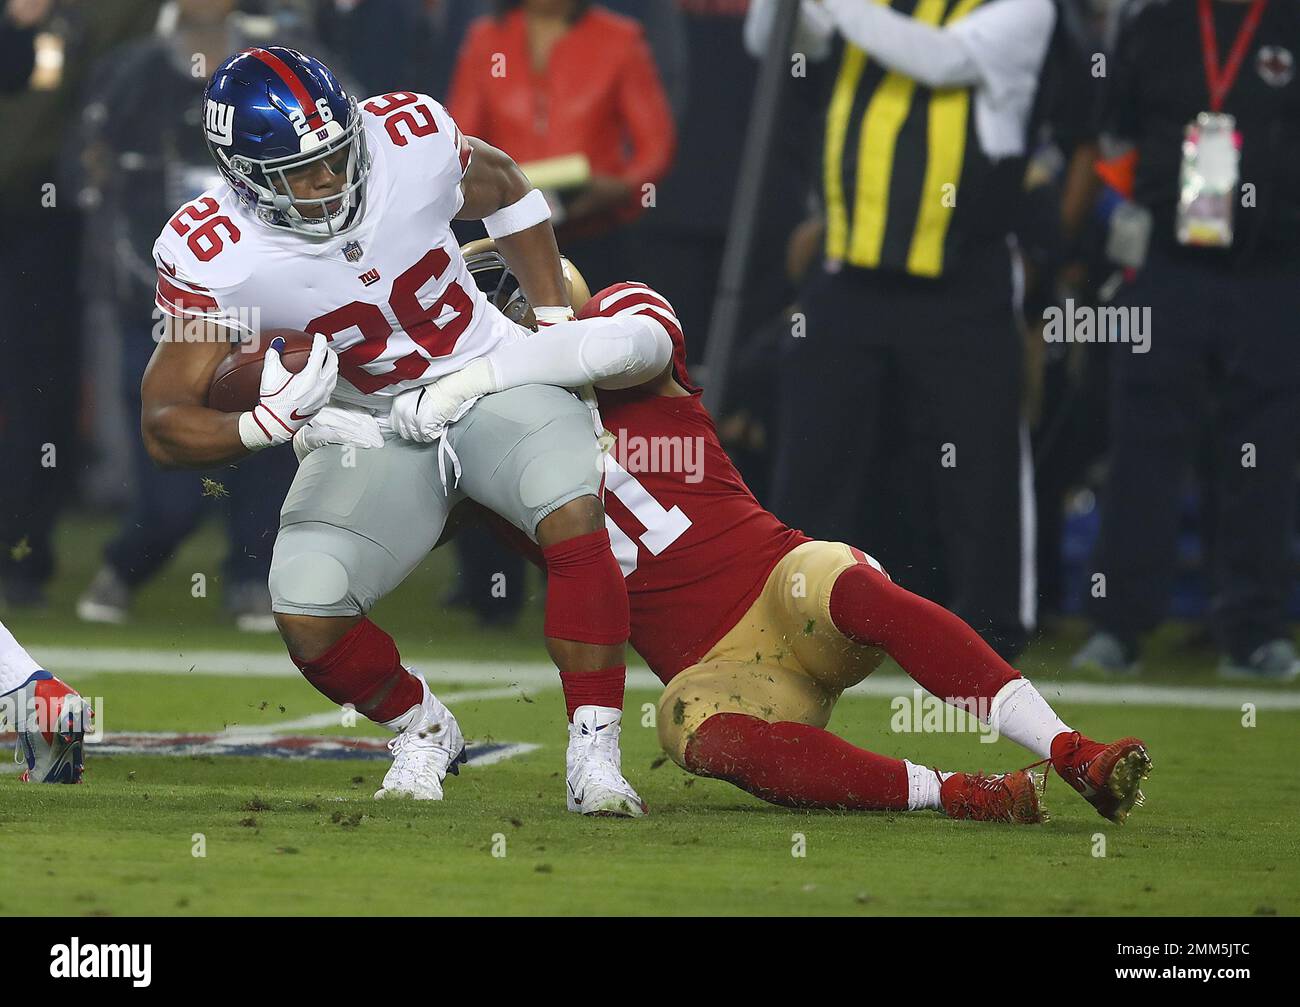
top-left (205, 99), bottom-right (234, 146)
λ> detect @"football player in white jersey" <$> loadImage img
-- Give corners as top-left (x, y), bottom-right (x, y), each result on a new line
top-left (140, 47), bottom-right (654, 815)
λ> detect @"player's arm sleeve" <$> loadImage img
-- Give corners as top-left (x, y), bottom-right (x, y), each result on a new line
top-left (821, 0), bottom-right (1054, 97)
top-left (614, 29), bottom-right (676, 190)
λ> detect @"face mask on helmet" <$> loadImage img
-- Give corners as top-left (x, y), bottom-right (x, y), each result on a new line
top-left (462, 240), bottom-right (592, 326)
top-left (217, 96), bottom-right (371, 238)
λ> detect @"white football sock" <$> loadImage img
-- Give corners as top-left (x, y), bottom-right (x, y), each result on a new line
top-left (0, 619), bottom-right (42, 696)
top-left (379, 672), bottom-right (437, 733)
top-left (987, 678), bottom-right (1071, 760)
top-left (904, 760), bottom-right (951, 811)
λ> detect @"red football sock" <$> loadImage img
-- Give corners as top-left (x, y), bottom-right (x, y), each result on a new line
top-left (684, 713), bottom-right (909, 810)
top-left (559, 666), bottom-right (626, 719)
top-left (289, 618), bottom-right (423, 724)
top-left (541, 528), bottom-right (629, 646)
top-left (829, 562), bottom-right (1020, 713)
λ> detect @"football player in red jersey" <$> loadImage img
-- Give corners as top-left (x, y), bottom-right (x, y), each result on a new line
top-left (325, 245), bottom-right (1154, 825)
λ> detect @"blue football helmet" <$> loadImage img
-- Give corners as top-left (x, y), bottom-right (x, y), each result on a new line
top-left (202, 46), bottom-right (369, 237)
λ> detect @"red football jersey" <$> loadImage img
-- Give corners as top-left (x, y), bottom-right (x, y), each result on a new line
top-left (582, 285), bottom-right (810, 684)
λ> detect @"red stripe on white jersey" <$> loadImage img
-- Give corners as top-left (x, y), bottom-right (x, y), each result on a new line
top-left (244, 47), bottom-right (324, 129)
top-left (157, 258), bottom-right (211, 292)
top-left (454, 125), bottom-right (472, 175)
top-left (156, 274), bottom-right (220, 316)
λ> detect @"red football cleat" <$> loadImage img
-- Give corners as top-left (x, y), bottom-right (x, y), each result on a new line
top-left (939, 769), bottom-right (1045, 824)
top-left (1049, 732), bottom-right (1151, 824)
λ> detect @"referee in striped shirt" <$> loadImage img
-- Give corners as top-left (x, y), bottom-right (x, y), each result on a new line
top-left (750, 0), bottom-right (1055, 659)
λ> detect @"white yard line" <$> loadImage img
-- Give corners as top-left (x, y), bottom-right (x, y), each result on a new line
top-left (26, 645), bottom-right (1300, 711)
top-left (841, 676), bottom-right (1300, 711)
top-left (29, 646), bottom-right (581, 686)
top-left (221, 687), bottom-right (526, 736)
top-left (467, 743), bottom-right (540, 767)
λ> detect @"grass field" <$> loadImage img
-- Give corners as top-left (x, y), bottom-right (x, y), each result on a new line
top-left (2, 516), bottom-right (1298, 916)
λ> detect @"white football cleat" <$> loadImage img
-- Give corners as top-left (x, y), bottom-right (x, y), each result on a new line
top-left (566, 705), bottom-right (647, 817)
top-left (8, 673), bottom-right (89, 784)
top-left (373, 673), bottom-right (466, 801)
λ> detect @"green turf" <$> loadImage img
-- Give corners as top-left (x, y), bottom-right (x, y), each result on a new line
top-left (2, 513), bottom-right (1298, 916)
top-left (2, 670), bottom-right (1297, 917)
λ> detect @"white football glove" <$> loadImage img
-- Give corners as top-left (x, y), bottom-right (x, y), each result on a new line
top-left (238, 333), bottom-right (338, 450)
top-left (292, 404), bottom-right (385, 462)
top-left (389, 358), bottom-right (496, 443)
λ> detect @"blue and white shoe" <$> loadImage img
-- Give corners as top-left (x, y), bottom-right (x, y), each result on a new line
top-left (7, 672), bottom-right (88, 784)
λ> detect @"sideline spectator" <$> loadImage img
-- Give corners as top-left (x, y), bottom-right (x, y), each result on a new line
top-left (1072, 0), bottom-right (1300, 681)
top-left (752, 0), bottom-right (1056, 660)
top-left (0, 0), bottom-right (161, 610)
top-left (315, 0), bottom-right (437, 96)
top-left (635, 0), bottom-right (814, 360)
top-left (448, 0), bottom-right (676, 289)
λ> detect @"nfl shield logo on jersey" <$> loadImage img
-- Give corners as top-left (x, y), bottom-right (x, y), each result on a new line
top-left (342, 240), bottom-right (363, 262)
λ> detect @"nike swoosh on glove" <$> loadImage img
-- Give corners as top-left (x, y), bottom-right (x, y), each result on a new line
top-left (239, 333), bottom-right (339, 450)
top-left (292, 404), bottom-right (385, 462)
top-left (389, 358), bottom-right (495, 443)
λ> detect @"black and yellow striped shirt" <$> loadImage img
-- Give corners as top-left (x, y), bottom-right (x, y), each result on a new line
top-left (822, 0), bottom-right (1019, 278)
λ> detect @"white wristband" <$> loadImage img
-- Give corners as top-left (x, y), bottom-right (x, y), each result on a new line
top-left (532, 305), bottom-right (575, 326)
top-left (482, 188), bottom-right (551, 239)
top-left (238, 410), bottom-right (273, 451)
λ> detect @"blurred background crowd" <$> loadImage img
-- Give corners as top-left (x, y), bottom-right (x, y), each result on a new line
top-left (1, 0), bottom-right (1297, 681)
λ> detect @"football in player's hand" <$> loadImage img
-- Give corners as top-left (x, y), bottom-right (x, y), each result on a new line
top-left (208, 329), bottom-right (316, 412)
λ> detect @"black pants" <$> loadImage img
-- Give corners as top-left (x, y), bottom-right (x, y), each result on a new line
top-left (627, 226), bottom-right (725, 361)
top-left (449, 524), bottom-right (525, 625)
top-left (770, 243), bottom-right (1031, 659)
top-left (1087, 246), bottom-right (1300, 660)
top-left (101, 306), bottom-right (295, 594)
top-left (0, 209), bottom-right (82, 593)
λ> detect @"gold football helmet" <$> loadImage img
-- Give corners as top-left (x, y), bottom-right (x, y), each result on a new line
top-left (460, 237), bottom-right (591, 328)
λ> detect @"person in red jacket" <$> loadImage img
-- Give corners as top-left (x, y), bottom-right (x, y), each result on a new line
top-left (386, 248), bottom-right (1155, 826)
top-left (447, 1), bottom-right (676, 287)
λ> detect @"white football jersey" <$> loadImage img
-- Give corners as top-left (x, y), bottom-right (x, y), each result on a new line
top-left (152, 91), bottom-right (523, 409)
